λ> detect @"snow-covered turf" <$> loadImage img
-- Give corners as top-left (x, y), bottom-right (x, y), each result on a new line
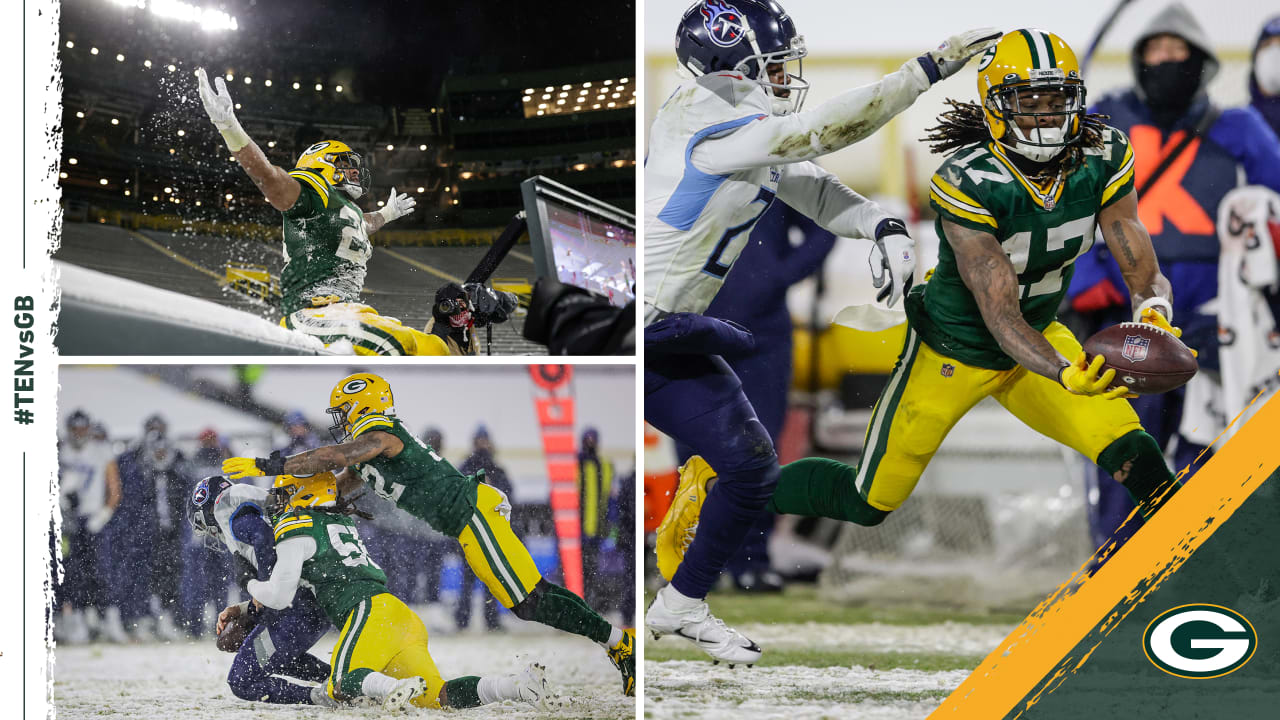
top-left (644, 621), bottom-right (1015, 720)
top-left (53, 628), bottom-right (631, 719)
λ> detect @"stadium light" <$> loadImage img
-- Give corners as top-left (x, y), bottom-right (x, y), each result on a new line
top-left (593, 104), bottom-right (601, 109)
top-left (572, 163), bottom-right (587, 171)
top-left (620, 77), bottom-right (629, 83)
top-left (459, 172), bottom-right (473, 180)
top-left (583, 82), bottom-right (592, 88)
top-left (607, 102), bottom-right (616, 108)
top-left (377, 200), bottom-right (384, 207)
top-left (143, 59), bottom-right (152, 68)
top-left (536, 110), bottom-right (545, 116)
top-left (116, 53), bottom-right (125, 62)
top-left (164, 186), bottom-right (172, 193)
top-left (124, 190), bottom-right (131, 196)
top-left (176, 129), bottom-right (185, 136)
top-left (522, 95), bottom-right (531, 102)
top-left (603, 80), bottom-right (612, 86)
top-left (244, 76), bottom-right (251, 84)
top-left (194, 200), bottom-right (200, 206)
top-left (75, 111), bottom-right (84, 118)
top-left (234, 103), bottom-right (241, 109)
top-left (167, 64), bottom-right (176, 72)
top-left (452, 199), bottom-right (459, 205)
top-left (315, 83), bottom-right (322, 91)
top-left (416, 187), bottom-right (424, 193)
top-left (267, 140), bottom-right (276, 148)
top-left (99, 178), bottom-right (109, 185)
top-left (292, 82), bottom-right (300, 90)
top-left (225, 193), bottom-right (233, 200)
top-left (152, 195), bottom-right (159, 201)
top-left (418, 144), bottom-right (427, 151)
top-left (65, 41), bottom-right (73, 49)
top-left (537, 103), bottom-right (547, 109)
top-left (573, 105), bottom-right (581, 111)
top-left (544, 86), bottom-right (553, 92)
top-left (169, 148), bottom-right (175, 154)
top-left (524, 88), bottom-right (534, 94)
top-left (59, 172), bottom-right (67, 179)
top-left (444, 186), bottom-right (450, 192)
top-left (557, 99), bottom-right (565, 105)
top-left (90, 47), bottom-right (99, 55)
top-left (385, 144), bottom-right (394, 151)
top-left (69, 158), bottom-right (77, 164)
top-left (111, 118), bottom-right (119, 125)
top-left (335, 85), bottom-right (343, 93)
top-left (225, 72), bottom-right (234, 82)
top-left (541, 93), bottom-right (551, 100)
top-left (139, 0), bottom-right (239, 32)
top-left (264, 79), bottom-right (272, 87)
top-left (613, 159), bottom-right (626, 167)
top-left (562, 84), bottom-right (571, 90)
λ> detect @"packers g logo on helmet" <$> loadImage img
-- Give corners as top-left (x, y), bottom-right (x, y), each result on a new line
top-left (978, 29), bottom-right (1085, 163)
top-left (269, 472), bottom-right (340, 514)
top-left (295, 139), bottom-right (370, 200)
top-left (327, 372), bottom-right (394, 441)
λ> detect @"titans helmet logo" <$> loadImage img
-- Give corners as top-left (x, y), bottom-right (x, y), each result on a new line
top-left (701, 1), bottom-right (745, 48)
top-left (191, 480), bottom-right (211, 506)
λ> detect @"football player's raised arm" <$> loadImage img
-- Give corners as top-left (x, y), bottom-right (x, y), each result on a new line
top-left (693, 61), bottom-right (932, 173)
top-left (946, 219), bottom-right (1069, 381)
top-left (693, 28), bottom-right (1001, 174)
top-left (196, 67), bottom-right (300, 212)
top-left (246, 535), bottom-right (315, 610)
top-left (281, 432), bottom-right (399, 475)
top-left (776, 162), bottom-right (890, 239)
top-left (1098, 190), bottom-right (1173, 318)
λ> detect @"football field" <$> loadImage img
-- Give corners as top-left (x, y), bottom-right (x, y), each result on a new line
top-left (643, 587), bottom-right (1023, 719)
top-left (52, 623), bottom-right (631, 719)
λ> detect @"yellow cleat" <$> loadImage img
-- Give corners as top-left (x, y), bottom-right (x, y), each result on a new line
top-left (606, 628), bottom-right (636, 697)
top-left (655, 456), bottom-right (716, 581)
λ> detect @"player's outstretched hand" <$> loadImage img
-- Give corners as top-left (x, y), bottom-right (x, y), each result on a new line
top-left (1060, 351), bottom-right (1135, 399)
top-left (378, 187), bottom-right (417, 224)
top-left (222, 452), bottom-right (286, 479)
top-left (918, 28), bottom-right (1003, 84)
top-left (869, 222), bottom-right (914, 308)
top-left (195, 67), bottom-right (250, 151)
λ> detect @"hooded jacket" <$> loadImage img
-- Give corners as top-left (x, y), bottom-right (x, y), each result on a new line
top-left (1069, 2), bottom-right (1280, 321)
top-left (1250, 16), bottom-right (1280, 134)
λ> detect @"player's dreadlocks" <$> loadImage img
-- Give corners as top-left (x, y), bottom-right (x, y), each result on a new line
top-left (922, 99), bottom-right (1109, 177)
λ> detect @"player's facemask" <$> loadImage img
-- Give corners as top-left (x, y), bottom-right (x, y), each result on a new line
top-left (326, 401), bottom-right (354, 442)
top-left (746, 38), bottom-right (809, 115)
top-left (331, 151), bottom-right (369, 200)
top-left (990, 83), bottom-right (1085, 163)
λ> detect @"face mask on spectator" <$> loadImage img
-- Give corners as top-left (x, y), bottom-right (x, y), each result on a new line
top-left (1258, 44), bottom-right (1280, 95)
top-left (1139, 55), bottom-right (1204, 113)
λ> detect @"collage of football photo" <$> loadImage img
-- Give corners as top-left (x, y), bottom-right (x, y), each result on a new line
top-left (10, 0), bottom-right (1280, 719)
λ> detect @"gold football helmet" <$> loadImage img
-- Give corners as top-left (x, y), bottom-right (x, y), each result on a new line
top-left (295, 139), bottom-right (369, 199)
top-left (269, 472), bottom-right (339, 514)
top-left (977, 29), bottom-right (1085, 162)
top-left (327, 373), bottom-right (394, 441)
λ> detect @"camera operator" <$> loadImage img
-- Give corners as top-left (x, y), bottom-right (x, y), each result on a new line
top-left (426, 282), bottom-right (518, 356)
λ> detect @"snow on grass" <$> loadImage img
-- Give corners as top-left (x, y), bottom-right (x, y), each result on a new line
top-left (53, 629), bottom-right (631, 719)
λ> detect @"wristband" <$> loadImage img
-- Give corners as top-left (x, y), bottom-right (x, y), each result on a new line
top-left (1133, 297), bottom-right (1173, 324)
top-left (256, 451), bottom-right (287, 476)
top-left (874, 217), bottom-right (909, 242)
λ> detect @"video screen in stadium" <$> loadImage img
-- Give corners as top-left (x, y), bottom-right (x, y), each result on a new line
top-left (523, 176), bottom-right (635, 308)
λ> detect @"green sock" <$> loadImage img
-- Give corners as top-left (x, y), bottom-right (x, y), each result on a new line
top-left (442, 676), bottom-right (481, 709)
top-left (339, 668), bottom-right (372, 700)
top-left (531, 582), bottom-right (612, 644)
top-left (1097, 429), bottom-right (1181, 519)
top-left (767, 457), bottom-right (889, 526)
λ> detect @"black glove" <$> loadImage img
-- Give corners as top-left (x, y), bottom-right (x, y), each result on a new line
top-left (523, 277), bottom-right (633, 355)
top-left (254, 451), bottom-right (286, 477)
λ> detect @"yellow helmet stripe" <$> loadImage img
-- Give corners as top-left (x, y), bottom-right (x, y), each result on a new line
top-left (288, 170), bottom-right (330, 208)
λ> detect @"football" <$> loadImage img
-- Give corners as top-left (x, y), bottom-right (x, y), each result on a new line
top-left (1082, 321), bottom-right (1198, 395)
top-left (216, 612), bottom-right (256, 653)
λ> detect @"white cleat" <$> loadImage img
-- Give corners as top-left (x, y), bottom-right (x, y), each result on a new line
top-left (514, 662), bottom-right (552, 710)
top-left (646, 586), bottom-right (762, 666)
top-left (382, 676), bottom-right (426, 712)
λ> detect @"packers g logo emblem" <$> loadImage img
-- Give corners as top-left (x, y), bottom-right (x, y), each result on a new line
top-left (343, 378), bottom-right (368, 394)
top-left (1142, 604), bottom-right (1257, 679)
top-left (976, 46), bottom-right (996, 71)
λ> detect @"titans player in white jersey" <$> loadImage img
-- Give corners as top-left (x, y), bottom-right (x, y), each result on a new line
top-left (644, 0), bottom-right (999, 664)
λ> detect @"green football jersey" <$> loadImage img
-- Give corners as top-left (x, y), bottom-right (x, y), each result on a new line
top-left (349, 414), bottom-right (480, 538)
top-left (906, 125), bottom-right (1136, 370)
top-left (272, 508), bottom-right (386, 626)
top-left (279, 168), bottom-right (373, 315)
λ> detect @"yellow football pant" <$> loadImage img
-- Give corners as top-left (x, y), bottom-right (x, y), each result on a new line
top-left (327, 593), bottom-right (444, 708)
top-left (283, 302), bottom-right (450, 356)
top-left (457, 484), bottom-right (544, 608)
top-left (857, 321), bottom-right (1143, 512)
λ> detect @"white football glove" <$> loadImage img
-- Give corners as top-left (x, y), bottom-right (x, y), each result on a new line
top-left (195, 67), bottom-right (249, 151)
top-left (377, 187), bottom-right (417, 225)
top-left (869, 231), bottom-right (915, 308)
top-left (919, 28), bottom-right (1003, 83)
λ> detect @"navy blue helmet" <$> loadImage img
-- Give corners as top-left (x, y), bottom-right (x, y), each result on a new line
top-left (188, 475), bottom-right (233, 549)
top-left (676, 0), bottom-right (809, 113)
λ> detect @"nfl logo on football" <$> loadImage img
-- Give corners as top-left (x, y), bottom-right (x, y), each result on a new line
top-left (1122, 335), bottom-right (1150, 363)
